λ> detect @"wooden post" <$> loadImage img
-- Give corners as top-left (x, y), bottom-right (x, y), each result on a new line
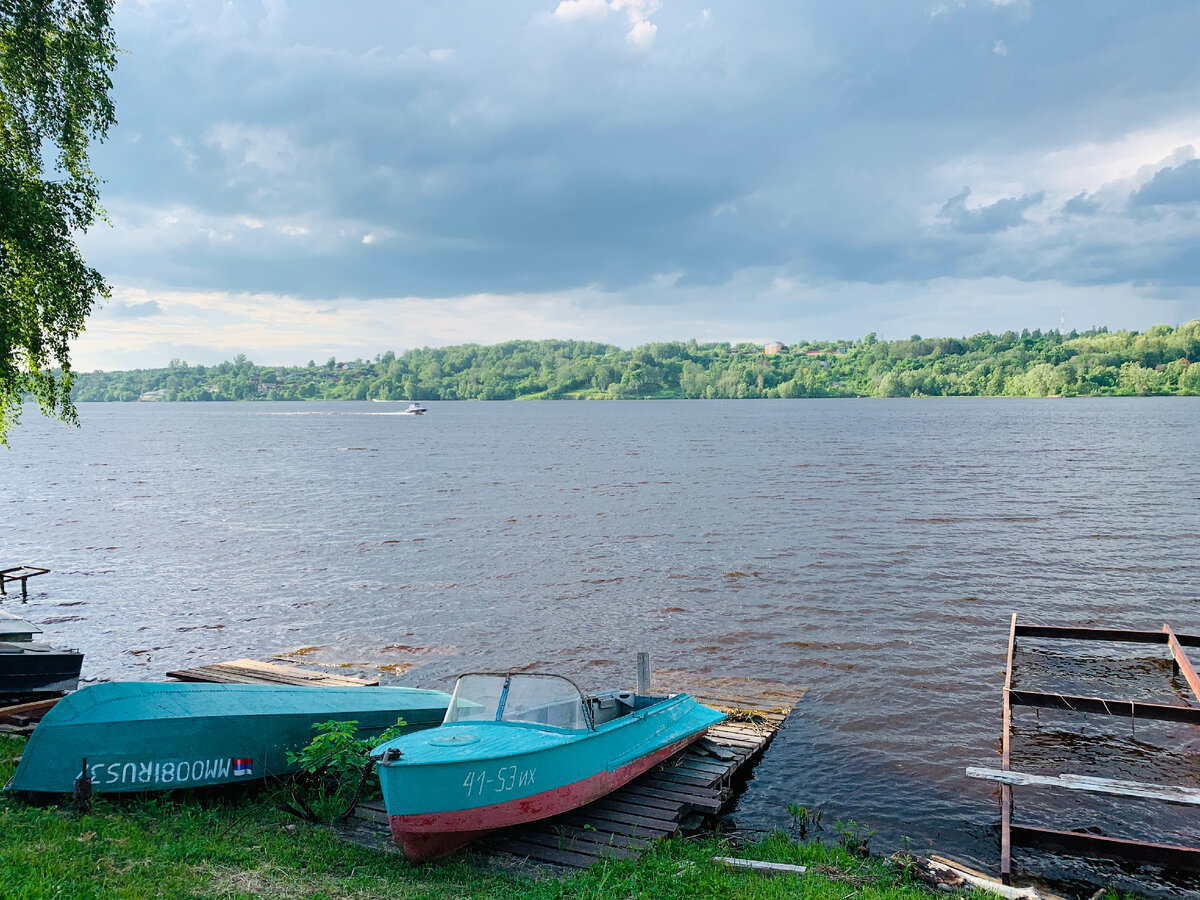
top-left (1001, 612), bottom-right (1016, 884)
top-left (1164, 624), bottom-right (1200, 704)
top-left (637, 652), bottom-right (650, 695)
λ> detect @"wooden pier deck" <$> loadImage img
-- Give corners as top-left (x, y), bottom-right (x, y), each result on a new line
top-left (350, 693), bottom-right (800, 871)
top-left (165, 658), bottom-right (379, 687)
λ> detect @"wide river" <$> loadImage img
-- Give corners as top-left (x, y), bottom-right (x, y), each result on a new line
top-left (4, 398), bottom-right (1199, 893)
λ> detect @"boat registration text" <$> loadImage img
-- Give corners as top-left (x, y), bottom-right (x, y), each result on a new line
top-left (462, 765), bottom-right (536, 797)
top-left (86, 756), bottom-right (254, 787)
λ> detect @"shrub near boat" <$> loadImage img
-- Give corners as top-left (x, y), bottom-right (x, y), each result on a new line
top-left (373, 672), bottom-right (725, 861)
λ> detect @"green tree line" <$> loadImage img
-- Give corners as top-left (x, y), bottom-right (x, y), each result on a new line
top-left (69, 321), bottom-right (1200, 403)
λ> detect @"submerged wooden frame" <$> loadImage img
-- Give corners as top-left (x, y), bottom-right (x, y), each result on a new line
top-left (980, 614), bottom-right (1200, 882)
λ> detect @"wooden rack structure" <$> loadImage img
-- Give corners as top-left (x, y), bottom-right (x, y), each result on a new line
top-left (970, 614), bottom-right (1200, 882)
top-left (0, 566), bottom-right (50, 601)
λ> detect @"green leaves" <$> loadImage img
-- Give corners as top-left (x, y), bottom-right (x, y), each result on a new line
top-left (0, 0), bottom-right (116, 445)
top-left (278, 718), bottom-right (408, 823)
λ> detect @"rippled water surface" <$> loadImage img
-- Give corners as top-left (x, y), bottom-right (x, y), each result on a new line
top-left (4, 398), bottom-right (1199, 892)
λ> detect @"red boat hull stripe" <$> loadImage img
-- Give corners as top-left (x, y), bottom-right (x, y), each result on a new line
top-left (388, 733), bottom-right (702, 860)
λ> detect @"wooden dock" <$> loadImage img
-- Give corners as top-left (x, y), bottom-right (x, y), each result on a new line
top-left (165, 658), bottom-right (379, 687)
top-left (350, 694), bottom-right (799, 871)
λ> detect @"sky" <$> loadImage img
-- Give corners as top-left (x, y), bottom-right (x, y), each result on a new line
top-left (70, 0), bottom-right (1200, 370)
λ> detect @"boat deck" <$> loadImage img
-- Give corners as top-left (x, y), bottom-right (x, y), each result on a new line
top-left (349, 691), bottom-right (801, 871)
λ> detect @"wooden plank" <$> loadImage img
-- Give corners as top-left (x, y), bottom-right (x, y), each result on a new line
top-left (574, 796), bottom-right (684, 822)
top-left (0, 697), bottom-right (60, 723)
top-left (695, 737), bottom-right (737, 761)
top-left (501, 827), bottom-right (639, 860)
top-left (571, 801), bottom-right (686, 830)
top-left (491, 839), bottom-right (603, 868)
top-left (698, 697), bottom-right (795, 715)
top-left (1014, 624), bottom-right (1200, 647)
top-left (1002, 612), bottom-right (1016, 883)
top-left (1164, 624), bottom-right (1200, 704)
top-left (353, 805), bottom-right (389, 825)
top-left (593, 791), bottom-right (685, 815)
top-left (561, 808), bottom-right (677, 834)
top-left (703, 732), bottom-right (763, 749)
top-left (637, 773), bottom-right (722, 795)
top-left (708, 721), bottom-right (774, 737)
top-left (637, 652), bottom-right (651, 695)
top-left (709, 721), bottom-right (772, 736)
top-left (552, 818), bottom-right (672, 843)
top-left (674, 753), bottom-right (730, 771)
top-left (645, 769), bottom-right (716, 789)
top-left (925, 856), bottom-right (1057, 900)
top-left (621, 783), bottom-right (724, 813)
top-left (530, 822), bottom-right (661, 850)
top-left (228, 658), bottom-right (378, 685)
top-left (166, 659), bottom-right (377, 687)
top-left (1010, 824), bottom-right (1200, 872)
top-left (715, 857), bottom-right (808, 876)
top-left (1009, 689), bottom-right (1200, 724)
top-left (668, 758), bottom-right (730, 780)
top-left (968, 767), bottom-right (1200, 806)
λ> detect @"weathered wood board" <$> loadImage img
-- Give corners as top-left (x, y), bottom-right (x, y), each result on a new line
top-left (166, 658), bottom-right (378, 687)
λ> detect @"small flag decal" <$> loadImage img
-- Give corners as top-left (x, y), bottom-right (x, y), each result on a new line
top-left (233, 758), bottom-right (253, 776)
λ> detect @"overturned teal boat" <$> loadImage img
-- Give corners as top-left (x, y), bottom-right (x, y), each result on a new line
top-left (6, 681), bottom-right (451, 795)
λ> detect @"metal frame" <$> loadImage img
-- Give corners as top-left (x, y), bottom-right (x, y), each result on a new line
top-left (983, 614), bottom-right (1200, 882)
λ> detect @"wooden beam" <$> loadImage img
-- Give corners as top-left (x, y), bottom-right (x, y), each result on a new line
top-left (925, 856), bottom-right (1054, 900)
top-left (166, 659), bottom-right (377, 687)
top-left (714, 857), bottom-right (808, 877)
top-left (637, 652), bottom-right (651, 695)
top-left (1009, 689), bottom-right (1200, 724)
top-left (1010, 824), bottom-right (1200, 872)
top-left (967, 767), bottom-right (1200, 806)
top-left (1014, 624), bottom-right (1200, 647)
top-left (1163, 624), bottom-right (1200, 704)
top-left (1001, 612), bottom-right (1016, 883)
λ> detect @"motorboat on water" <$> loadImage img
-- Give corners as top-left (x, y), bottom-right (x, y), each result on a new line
top-left (373, 672), bottom-right (725, 861)
top-left (399, 403), bottom-right (428, 415)
top-left (0, 610), bottom-right (83, 703)
top-left (6, 681), bottom-right (452, 795)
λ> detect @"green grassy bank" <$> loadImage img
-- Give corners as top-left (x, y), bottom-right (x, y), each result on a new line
top-left (0, 734), bottom-right (1106, 900)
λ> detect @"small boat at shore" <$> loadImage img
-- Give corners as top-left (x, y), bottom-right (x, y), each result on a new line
top-left (6, 681), bottom-right (451, 795)
top-left (373, 672), bottom-right (725, 861)
top-left (0, 610), bottom-right (83, 703)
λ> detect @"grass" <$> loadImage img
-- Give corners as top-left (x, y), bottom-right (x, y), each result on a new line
top-left (0, 734), bottom-right (1123, 900)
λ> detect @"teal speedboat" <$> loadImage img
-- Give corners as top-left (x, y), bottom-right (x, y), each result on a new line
top-left (373, 672), bottom-right (725, 860)
top-left (6, 681), bottom-right (451, 795)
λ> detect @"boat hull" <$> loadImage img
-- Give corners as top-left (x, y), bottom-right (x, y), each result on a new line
top-left (6, 681), bottom-right (451, 795)
top-left (0, 644), bottom-right (83, 701)
top-left (376, 691), bottom-right (724, 860)
top-left (387, 732), bottom-right (698, 861)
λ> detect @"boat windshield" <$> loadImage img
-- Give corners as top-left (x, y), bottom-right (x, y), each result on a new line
top-left (443, 673), bottom-right (592, 730)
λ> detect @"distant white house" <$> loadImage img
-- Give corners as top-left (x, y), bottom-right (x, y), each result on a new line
top-left (138, 389), bottom-right (168, 401)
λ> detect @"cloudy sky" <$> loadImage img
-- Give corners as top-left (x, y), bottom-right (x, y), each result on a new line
top-left (73, 0), bottom-right (1200, 369)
